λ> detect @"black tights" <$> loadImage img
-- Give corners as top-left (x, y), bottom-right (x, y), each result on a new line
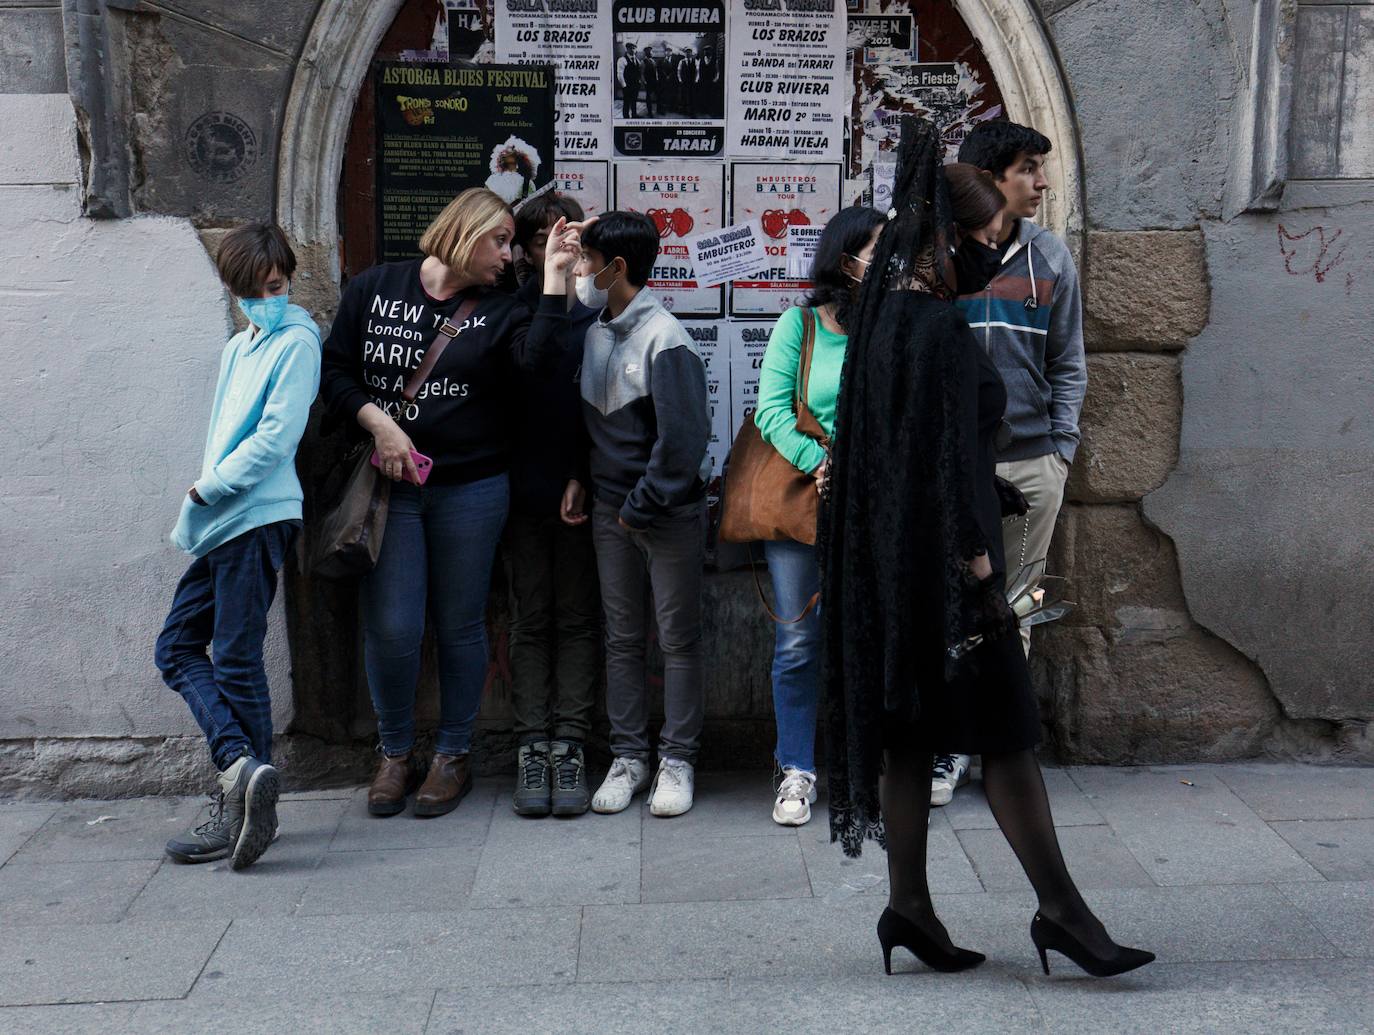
top-left (881, 747), bottom-right (1115, 955)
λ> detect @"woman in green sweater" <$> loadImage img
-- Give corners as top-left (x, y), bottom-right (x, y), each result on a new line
top-left (755, 206), bottom-right (886, 826)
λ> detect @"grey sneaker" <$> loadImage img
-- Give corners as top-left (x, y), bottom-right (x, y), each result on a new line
top-left (513, 741), bottom-right (552, 816)
top-left (549, 740), bottom-right (590, 816)
top-left (165, 756), bottom-right (279, 869)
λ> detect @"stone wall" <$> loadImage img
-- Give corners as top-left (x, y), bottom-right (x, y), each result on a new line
top-left (1, 0), bottom-right (1370, 798)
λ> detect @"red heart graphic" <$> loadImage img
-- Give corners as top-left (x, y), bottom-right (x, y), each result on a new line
top-left (786, 209), bottom-right (811, 226)
top-left (760, 209), bottom-right (789, 239)
top-left (646, 208), bottom-right (673, 238)
top-left (670, 208), bottom-right (694, 237)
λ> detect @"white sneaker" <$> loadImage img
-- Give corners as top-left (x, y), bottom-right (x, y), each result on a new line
top-left (930, 754), bottom-right (971, 807)
top-left (648, 757), bottom-right (695, 817)
top-left (592, 756), bottom-right (650, 814)
top-left (772, 767), bottom-right (818, 826)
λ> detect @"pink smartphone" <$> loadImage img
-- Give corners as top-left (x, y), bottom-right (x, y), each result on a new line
top-left (371, 448), bottom-right (433, 485)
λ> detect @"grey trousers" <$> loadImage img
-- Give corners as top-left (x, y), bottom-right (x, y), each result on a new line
top-left (591, 498), bottom-right (706, 763)
top-left (997, 452), bottom-right (1070, 657)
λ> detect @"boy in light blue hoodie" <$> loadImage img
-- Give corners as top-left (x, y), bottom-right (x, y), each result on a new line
top-left (154, 224), bottom-right (321, 870)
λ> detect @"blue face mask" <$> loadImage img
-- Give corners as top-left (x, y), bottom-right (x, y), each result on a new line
top-left (237, 292), bottom-right (289, 335)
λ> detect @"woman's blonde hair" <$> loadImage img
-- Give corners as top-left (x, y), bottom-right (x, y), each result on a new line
top-left (419, 188), bottom-right (512, 272)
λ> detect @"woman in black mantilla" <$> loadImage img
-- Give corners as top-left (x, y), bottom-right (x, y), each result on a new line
top-left (819, 119), bottom-right (1154, 979)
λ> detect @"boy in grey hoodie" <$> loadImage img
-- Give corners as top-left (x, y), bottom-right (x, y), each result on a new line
top-left (552, 211), bottom-right (711, 820)
top-left (933, 122), bottom-right (1087, 806)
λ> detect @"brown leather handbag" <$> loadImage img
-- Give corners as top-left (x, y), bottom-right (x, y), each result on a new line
top-left (310, 296), bottom-right (479, 580)
top-left (719, 307), bottom-right (829, 547)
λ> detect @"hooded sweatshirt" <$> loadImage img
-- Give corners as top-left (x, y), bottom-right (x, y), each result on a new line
top-left (172, 304), bottom-right (322, 557)
top-left (955, 219), bottom-right (1086, 463)
top-left (562, 286), bottom-right (710, 529)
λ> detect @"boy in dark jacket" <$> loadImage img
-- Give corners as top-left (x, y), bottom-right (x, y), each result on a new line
top-left (506, 193), bottom-right (602, 818)
top-left (552, 211), bottom-right (711, 819)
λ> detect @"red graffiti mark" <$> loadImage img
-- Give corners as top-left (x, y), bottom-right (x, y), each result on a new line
top-left (1277, 224), bottom-right (1348, 283)
top-left (1348, 272), bottom-right (1357, 297)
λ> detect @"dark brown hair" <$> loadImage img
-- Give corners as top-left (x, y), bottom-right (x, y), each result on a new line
top-left (513, 192), bottom-right (586, 250)
top-left (215, 224), bottom-right (297, 297)
top-left (944, 163), bottom-right (1006, 233)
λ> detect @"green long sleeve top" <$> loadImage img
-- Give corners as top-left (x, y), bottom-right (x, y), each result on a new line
top-left (755, 305), bottom-right (848, 474)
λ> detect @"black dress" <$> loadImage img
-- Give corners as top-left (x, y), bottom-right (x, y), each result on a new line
top-left (885, 299), bottom-right (1041, 757)
top-left (821, 290), bottom-right (1039, 854)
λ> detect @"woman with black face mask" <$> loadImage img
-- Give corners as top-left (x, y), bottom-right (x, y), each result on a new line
top-left (945, 162), bottom-right (1007, 295)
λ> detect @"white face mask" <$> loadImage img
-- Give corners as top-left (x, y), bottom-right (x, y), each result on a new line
top-left (575, 261), bottom-right (617, 309)
top-left (843, 253), bottom-right (871, 284)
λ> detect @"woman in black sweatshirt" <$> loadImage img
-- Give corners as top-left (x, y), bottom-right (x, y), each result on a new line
top-left (321, 187), bottom-right (564, 819)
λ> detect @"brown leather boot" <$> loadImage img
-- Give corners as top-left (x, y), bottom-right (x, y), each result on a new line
top-left (413, 753), bottom-right (473, 817)
top-left (368, 752), bottom-right (412, 817)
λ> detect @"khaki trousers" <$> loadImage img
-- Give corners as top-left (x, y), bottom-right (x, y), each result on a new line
top-left (996, 452), bottom-right (1069, 657)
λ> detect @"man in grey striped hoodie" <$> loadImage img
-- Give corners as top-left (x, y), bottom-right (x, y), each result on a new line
top-left (933, 120), bottom-right (1087, 807)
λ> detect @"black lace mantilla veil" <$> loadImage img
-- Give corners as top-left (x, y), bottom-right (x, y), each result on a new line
top-left (819, 117), bottom-right (991, 857)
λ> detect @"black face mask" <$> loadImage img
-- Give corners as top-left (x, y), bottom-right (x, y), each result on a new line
top-left (951, 237), bottom-right (1003, 295)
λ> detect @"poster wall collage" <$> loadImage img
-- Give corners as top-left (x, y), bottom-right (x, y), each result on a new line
top-left (376, 0), bottom-right (1004, 495)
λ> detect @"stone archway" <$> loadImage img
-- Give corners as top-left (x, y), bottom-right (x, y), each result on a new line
top-left (276, 0), bottom-right (1086, 287)
top-left (272, 0), bottom-right (1090, 765)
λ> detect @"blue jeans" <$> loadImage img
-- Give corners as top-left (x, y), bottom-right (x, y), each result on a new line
top-left (764, 538), bottom-right (821, 773)
top-left (155, 521), bottom-right (297, 771)
top-left (362, 474), bottom-right (509, 757)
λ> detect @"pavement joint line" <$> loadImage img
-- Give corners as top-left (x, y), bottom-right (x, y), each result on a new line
top-left (1269, 878), bottom-right (1359, 958)
top-left (120, 854), bottom-right (168, 921)
top-left (573, 905), bottom-right (585, 982)
top-left (180, 918), bottom-right (234, 1001)
top-left (421, 988), bottom-right (439, 1033)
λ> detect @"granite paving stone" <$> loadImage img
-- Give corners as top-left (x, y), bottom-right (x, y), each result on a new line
top-left (1276, 880), bottom-right (1374, 957)
top-left (641, 833), bottom-right (809, 903)
top-left (800, 809), bottom-right (984, 900)
top-left (957, 824), bottom-right (1155, 893)
top-left (429, 974), bottom-right (1044, 1033)
top-left (198, 910), bottom-right (580, 996)
top-left (0, 805), bottom-right (57, 866)
top-left (922, 883), bottom-right (1341, 976)
top-left (578, 898), bottom-right (884, 981)
top-left (0, 919), bottom-right (228, 1006)
top-left (722, 973), bottom-right (1044, 1032)
top-left (1069, 767), bottom-right (1323, 885)
top-left (329, 780), bottom-right (497, 853)
top-left (126, 799), bottom-right (349, 920)
top-left (10, 797), bottom-right (205, 864)
top-left (278, 788), bottom-right (356, 802)
top-left (0, 1003), bottom-right (142, 1034)
top-left (638, 771), bottom-right (798, 842)
top-left (1, 763), bottom-right (1371, 1032)
top-left (298, 845), bottom-right (481, 917)
top-left (1074, 884), bottom-right (1341, 965)
top-left (941, 767), bottom-right (1107, 830)
top-left (132, 992), bottom-right (437, 1034)
top-left (0, 859), bottom-right (159, 925)
top-left (1270, 819), bottom-right (1374, 880)
top-left (427, 980), bottom-right (732, 1034)
top-left (1217, 764), bottom-right (1374, 821)
top-left (468, 800), bottom-right (641, 908)
top-left (1026, 958), bottom-right (1374, 1034)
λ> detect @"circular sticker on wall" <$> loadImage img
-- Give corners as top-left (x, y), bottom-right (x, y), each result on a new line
top-left (185, 112), bottom-right (259, 184)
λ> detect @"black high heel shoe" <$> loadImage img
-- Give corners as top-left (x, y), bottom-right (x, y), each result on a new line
top-left (877, 907), bottom-right (986, 974)
top-left (1030, 912), bottom-right (1155, 977)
